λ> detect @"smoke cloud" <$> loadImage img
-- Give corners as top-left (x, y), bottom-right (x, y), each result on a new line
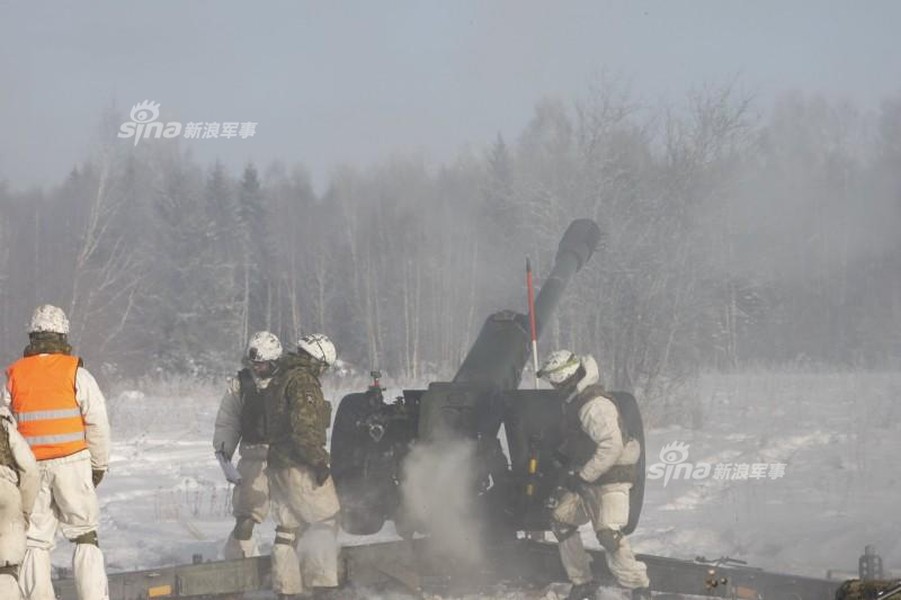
top-left (400, 440), bottom-right (485, 568)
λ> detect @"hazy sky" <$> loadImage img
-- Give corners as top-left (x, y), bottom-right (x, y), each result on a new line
top-left (1, 1), bottom-right (899, 192)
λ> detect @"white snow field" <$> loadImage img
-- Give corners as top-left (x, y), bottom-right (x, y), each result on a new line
top-left (49, 370), bottom-right (901, 589)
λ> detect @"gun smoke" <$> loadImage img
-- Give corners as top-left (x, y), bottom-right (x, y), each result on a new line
top-left (401, 440), bottom-right (485, 568)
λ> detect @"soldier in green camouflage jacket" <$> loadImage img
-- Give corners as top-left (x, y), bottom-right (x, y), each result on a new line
top-left (265, 334), bottom-right (340, 600)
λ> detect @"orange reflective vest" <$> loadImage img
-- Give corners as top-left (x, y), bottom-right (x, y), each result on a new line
top-left (6, 354), bottom-right (87, 460)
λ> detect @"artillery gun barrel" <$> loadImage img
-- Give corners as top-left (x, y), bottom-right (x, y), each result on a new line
top-left (532, 218), bottom-right (601, 339)
top-left (452, 219), bottom-right (601, 389)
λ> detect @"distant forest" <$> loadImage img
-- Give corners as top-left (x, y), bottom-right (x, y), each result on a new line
top-left (2, 83), bottom-right (899, 399)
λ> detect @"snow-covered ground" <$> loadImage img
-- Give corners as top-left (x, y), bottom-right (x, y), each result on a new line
top-left (633, 370), bottom-right (901, 579)
top-left (50, 370), bottom-right (901, 583)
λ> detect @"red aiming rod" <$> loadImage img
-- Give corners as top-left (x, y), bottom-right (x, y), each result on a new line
top-left (527, 258), bottom-right (539, 389)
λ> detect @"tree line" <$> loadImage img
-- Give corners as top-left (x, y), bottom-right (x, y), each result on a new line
top-left (1, 83), bottom-right (899, 400)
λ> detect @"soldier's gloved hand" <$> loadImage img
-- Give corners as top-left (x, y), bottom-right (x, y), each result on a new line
top-left (92, 469), bottom-right (105, 488)
top-left (313, 463), bottom-right (330, 486)
top-left (562, 470), bottom-right (587, 492)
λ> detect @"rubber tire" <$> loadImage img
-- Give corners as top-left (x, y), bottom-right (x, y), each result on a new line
top-left (610, 391), bottom-right (645, 535)
top-left (331, 392), bottom-right (388, 535)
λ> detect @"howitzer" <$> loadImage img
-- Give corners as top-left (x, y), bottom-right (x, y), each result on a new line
top-left (330, 218), bottom-right (646, 538)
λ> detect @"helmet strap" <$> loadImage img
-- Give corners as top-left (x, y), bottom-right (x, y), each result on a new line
top-left (313, 358), bottom-right (328, 376)
top-left (249, 360), bottom-right (278, 379)
top-left (556, 363), bottom-right (585, 393)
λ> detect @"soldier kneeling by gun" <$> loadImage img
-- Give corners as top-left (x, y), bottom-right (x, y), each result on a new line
top-left (538, 350), bottom-right (651, 600)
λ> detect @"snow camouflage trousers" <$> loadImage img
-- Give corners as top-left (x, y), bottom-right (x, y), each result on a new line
top-left (551, 482), bottom-right (649, 590)
top-left (232, 449), bottom-right (269, 523)
top-left (268, 463), bottom-right (340, 594)
top-left (22, 450), bottom-right (109, 600)
top-left (0, 478), bottom-right (27, 568)
top-left (222, 449), bottom-right (270, 560)
top-left (0, 572), bottom-right (23, 600)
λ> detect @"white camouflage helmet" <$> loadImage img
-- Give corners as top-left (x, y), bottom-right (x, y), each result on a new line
top-left (537, 349), bottom-right (582, 386)
top-left (297, 333), bottom-right (336, 367)
top-left (28, 304), bottom-right (70, 335)
top-left (246, 331), bottom-right (282, 362)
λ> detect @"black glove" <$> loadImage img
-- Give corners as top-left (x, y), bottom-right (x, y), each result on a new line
top-left (313, 463), bottom-right (330, 486)
top-left (562, 470), bottom-right (587, 492)
top-left (92, 469), bottom-right (105, 488)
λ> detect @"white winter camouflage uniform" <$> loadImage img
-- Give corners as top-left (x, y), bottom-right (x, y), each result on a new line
top-left (0, 408), bottom-right (39, 600)
top-left (550, 355), bottom-right (650, 590)
top-left (3, 366), bottom-right (111, 600)
top-left (212, 372), bottom-right (272, 559)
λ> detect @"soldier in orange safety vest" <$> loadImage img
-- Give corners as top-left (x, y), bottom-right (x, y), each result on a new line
top-left (3, 305), bottom-right (110, 600)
